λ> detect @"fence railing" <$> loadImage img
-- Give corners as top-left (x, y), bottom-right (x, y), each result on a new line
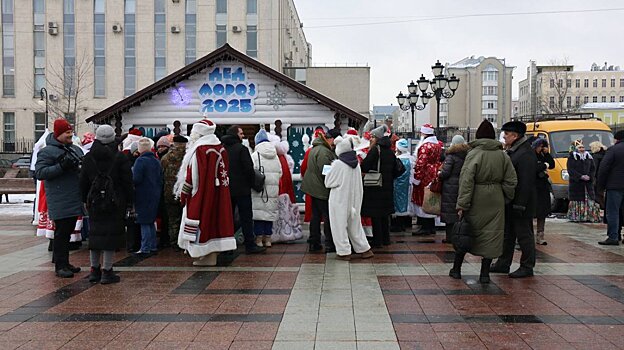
top-left (0, 138), bottom-right (34, 154)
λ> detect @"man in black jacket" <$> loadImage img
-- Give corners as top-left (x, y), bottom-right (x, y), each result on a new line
top-left (597, 131), bottom-right (624, 245)
top-left (222, 126), bottom-right (265, 254)
top-left (491, 121), bottom-right (538, 278)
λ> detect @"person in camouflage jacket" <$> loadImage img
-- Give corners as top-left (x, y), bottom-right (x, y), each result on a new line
top-left (160, 135), bottom-right (187, 249)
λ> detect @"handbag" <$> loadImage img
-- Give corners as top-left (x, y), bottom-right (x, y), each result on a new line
top-left (363, 146), bottom-right (383, 187)
top-left (451, 216), bottom-right (473, 253)
top-left (422, 186), bottom-right (441, 215)
top-left (252, 153), bottom-right (266, 193)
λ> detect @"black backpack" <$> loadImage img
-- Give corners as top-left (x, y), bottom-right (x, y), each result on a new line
top-left (86, 158), bottom-right (117, 217)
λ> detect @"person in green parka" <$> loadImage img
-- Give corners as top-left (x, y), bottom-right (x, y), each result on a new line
top-left (451, 120), bottom-right (517, 283)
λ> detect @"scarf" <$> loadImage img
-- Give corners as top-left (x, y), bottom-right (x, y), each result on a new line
top-left (338, 150), bottom-right (359, 169)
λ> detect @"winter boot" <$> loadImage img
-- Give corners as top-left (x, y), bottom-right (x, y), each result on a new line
top-left (449, 252), bottom-right (465, 279)
top-left (48, 239), bottom-right (54, 252)
top-left (255, 236), bottom-right (264, 247)
top-left (263, 235), bottom-right (272, 247)
top-left (309, 243), bottom-right (323, 253)
top-left (193, 252), bottom-right (218, 266)
top-left (479, 258), bottom-right (492, 284)
top-left (360, 249), bottom-right (374, 259)
top-left (100, 268), bottom-right (120, 284)
top-left (88, 266), bottom-right (102, 283)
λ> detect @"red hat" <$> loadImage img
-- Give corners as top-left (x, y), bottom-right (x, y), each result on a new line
top-left (346, 128), bottom-right (358, 136)
top-left (129, 129), bottom-right (143, 136)
top-left (53, 118), bottom-right (73, 138)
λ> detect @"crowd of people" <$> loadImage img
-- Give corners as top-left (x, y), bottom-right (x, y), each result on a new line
top-left (31, 115), bottom-right (624, 284)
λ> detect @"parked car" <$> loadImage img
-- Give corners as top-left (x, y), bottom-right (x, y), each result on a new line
top-left (11, 156), bottom-right (31, 169)
top-left (0, 159), bottom-right (12, 168)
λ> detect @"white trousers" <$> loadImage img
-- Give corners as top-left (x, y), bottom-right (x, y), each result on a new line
top-left (329, 206), bottom-right (371, 256)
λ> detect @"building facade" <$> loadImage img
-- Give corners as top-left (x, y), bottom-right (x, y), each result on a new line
top-left (0, 0), bottom-right (311, 151)
top-left (518, 61), bottom-right (624, 119)
top-left (436, 56), bottom-right (514, 129)
top-left (579, 102), bottom-right (624, 126)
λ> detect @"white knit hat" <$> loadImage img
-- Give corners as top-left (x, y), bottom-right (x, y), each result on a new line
top-left (334, 136), bottom-right (353, 156)
top-left (420, 123), bottom-right (435, 135)
top-left (191, 119), bottom-right (216, 136)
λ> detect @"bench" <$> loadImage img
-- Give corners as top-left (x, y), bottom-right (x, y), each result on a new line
top-left (0, 169), bottom-right (36, 196)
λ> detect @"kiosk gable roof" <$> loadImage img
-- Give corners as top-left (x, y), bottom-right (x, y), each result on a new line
top-left (86, 44), bottom-right (367, 124)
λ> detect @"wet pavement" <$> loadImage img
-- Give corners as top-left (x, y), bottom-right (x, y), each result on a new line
top-left (0, 211), bottom-right (624, 349)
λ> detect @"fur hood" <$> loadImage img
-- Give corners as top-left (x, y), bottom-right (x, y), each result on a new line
top-left (446, 143), bottom-right (470, 155)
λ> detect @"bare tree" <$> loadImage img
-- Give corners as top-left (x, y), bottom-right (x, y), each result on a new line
top-left (537, 58), bottom-right (583, 115)
top-left (42, 50), bottom-right (94, 129)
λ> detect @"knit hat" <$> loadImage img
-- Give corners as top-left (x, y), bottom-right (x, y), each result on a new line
top-left (157, 136), bottom-right (171, 148)
top-left (312, 126), bottom-right (326, 141)
top-left (138, 137), bottom-right (152, 154)
top-left (191, 119), bottom-right (216, 136)
top-left (95, 125), bottom-right (115, 145)
top-left (268, 133), bottom-right (281, 145)
top-left (53, 118), bottom-right (73, 138)
top-left (501, 121), bottom-right (527, 135)
top-left (81, 132), bottom-right (95, 146)
top-left (396, 138), bottom-right (409, 152)
top-left (420, 123), bottom-right (435, 135)
top-left (475, 120), bottom-right (496, 140)
top-left (128, 128), bottom-right (143, 136)
top-left (615, 130), bottom-right (624, 141)
top-left (573, 139), bottom-right (584, 150)
top-left (334, 136), bottom-right (353, 156)
top-left (451, 135), bottom-right (466, 146)
top-left (173, 135), bottom-right (188, 144)
top-left (254, 129), bottom-right (269, 145)
top-left (371, 125), bottom-right (388, 139)
top-left (325, 128), bottom-right (341, 140)
top-left (532, 138), bottom-right (549, 150)
top-left (129, 141), bottom-right (139, 154)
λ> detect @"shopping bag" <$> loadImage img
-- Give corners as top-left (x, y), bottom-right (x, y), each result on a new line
top-left (422, 186), bottom-right (441, 215)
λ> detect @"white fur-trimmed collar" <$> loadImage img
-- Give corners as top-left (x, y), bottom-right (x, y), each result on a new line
top-left (173, 134), bottom-right (221, 197)
top-left (422, 136), bottom-right (439, 144)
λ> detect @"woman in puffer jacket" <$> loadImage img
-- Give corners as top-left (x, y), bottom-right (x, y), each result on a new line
top-left (251, 130), bottom-right (282, 247)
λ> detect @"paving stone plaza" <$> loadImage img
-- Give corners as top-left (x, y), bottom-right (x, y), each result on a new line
top-left (1, 209), bottom-right (624, 349)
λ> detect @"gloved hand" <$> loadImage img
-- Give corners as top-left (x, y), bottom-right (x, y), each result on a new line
top-left (581, 175), bottom-right (590, 181)
top-left (59, 155), bottom-right (78, 170)
top-left (512, 204), bottom-right (526, 216)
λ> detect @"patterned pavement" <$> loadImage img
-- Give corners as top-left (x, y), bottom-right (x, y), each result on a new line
top-left (1, 211), bottom-right (624, 349)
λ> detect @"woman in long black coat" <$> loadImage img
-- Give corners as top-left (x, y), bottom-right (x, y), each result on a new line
top-left (532, 138), bottom-right (555, 245)
top-left (567, 140), bottom-right (601, 223)
top-left (590, 141), bottom-right (607, 209)
top-left (80, 128), bottom-right (133, 284)
top-left (438, 135), bottom-right (469, 243)
top-left (361, 126), bottom-right (402, 248)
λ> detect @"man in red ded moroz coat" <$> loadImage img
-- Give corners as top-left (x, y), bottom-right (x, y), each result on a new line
top-left (412, 123), bottom-right (443, 235)
top-left (174, 119), bottom-right (237, 266)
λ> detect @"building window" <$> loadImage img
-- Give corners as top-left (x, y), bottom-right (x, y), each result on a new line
top-left (575, 96), bottom-right (580, 107)
top-left (566, 96), bottom-right (572, 108)
top-left (216, 0), bottom-right (226, 14)
top-left (592, 96), bottom-right (597, 103)
top-left (124, 0), bottom-right (136, 96)
top-left (611, 96), bottom-right (616, 103)
top-left (185, 0), bottom-right (196, 65)
top-left (34, 112), bottom-right (46, 140)
top-left (575, 79), bottom-right (580, 88)
top-left (482, 86), bottom-right (497, 95)
top-left (584, 79), bottom-right (589, 88)
top-left (94, 0), bottom-right (105, 97)
top-left (549, 96), bottom-right (555, 109)
top-left (584, 96), bottom-right (589, 104)
top-left (63, 0), bottom-right (75, 95)
top-left (64, 113), bottom-right (75, 127)
top-left (593, 79), bottom-right (598, 88)
top-left (602, 79), bottom-right (607, 88)
top-left (549, 79), bottom-right (555, 88)
top-left (611, 78), bottom-right (616, 88)
top-left (621, 79), bottom-right (624, 87)
top-left (566, 79), bottom-right (571, 88)
top-left (246, 25), bottom-right (257, 58)
top-left (33, 0), bottom-right (45, 96)
top-left (247, 0), bottom-right (257, 14)
top-left (2, 0), bottom-right (15, 97)
top-left (154, 0), bottom-right (167, 81)
top-left (482, 114), bottom-right (497, 124)
top-left (3, 112), bottom-right (15, 151)
top-left (602, 96), bottom-right (607, 102)
top-left (482, 101), bottom-right (497, 109)
top-left (482, 66), bottom-right (498, 82)
top-left (216, 25), bottom-right (227, 47)
top-left (620, 96), bottom-right (624, 102)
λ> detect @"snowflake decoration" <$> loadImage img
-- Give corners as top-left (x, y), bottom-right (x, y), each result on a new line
top-left (292, 140), bottom-right (299, 148)
top-left (171, 86), bottom-right (192, 107)
top-left (267, 84), bottom-right (287, 110)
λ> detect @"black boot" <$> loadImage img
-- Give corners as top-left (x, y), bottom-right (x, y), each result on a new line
top-left (100, 268), bottom-right (120, 284)
top-left (449, 252), bottom-right (465, 279)
top-left (309, 243), bottom-right (323, 253)
top-left (88, 266), bottom-right (102, 283)
top-left (480, 258), bottom-right (492, 284)
top-left (47, 239), bottom-right (54, 252)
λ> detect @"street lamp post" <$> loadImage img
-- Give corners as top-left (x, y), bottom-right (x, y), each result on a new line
top-left (396, 80), bottom-right (430, 139)
top-left (429, 60), bottom-right (460, 137)
top-left (38, 87), bottom-right (49, 129)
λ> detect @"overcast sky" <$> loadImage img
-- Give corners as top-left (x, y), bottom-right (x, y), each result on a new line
top-left (296, 0), bottom-right (624, 108)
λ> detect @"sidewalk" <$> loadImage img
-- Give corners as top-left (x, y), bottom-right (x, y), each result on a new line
top-left (0, 210), bottom-right (623, 349)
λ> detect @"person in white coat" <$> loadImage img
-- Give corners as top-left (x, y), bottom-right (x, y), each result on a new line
top-left (325, 136), bottom-right (374, 260)
top-left (251, 130), bottom-right (282, 247)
